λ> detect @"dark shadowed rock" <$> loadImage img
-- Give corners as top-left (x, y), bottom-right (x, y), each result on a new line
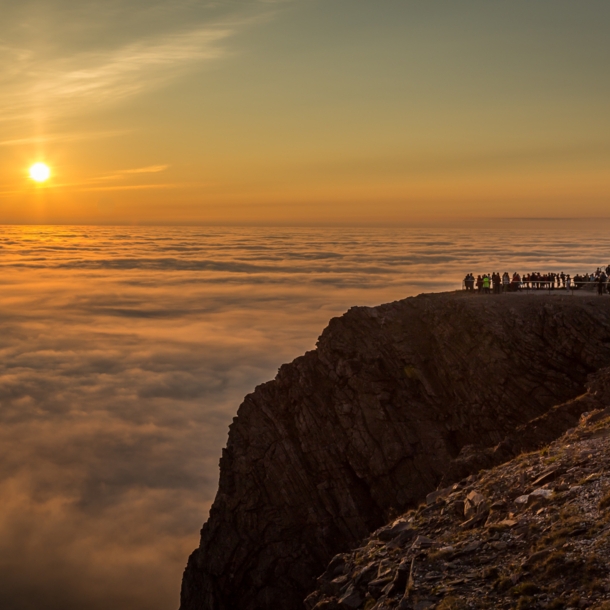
top-left (307, 387), bottom-right (610, 609)
top-left (180, 292), bottom-right (610, 610)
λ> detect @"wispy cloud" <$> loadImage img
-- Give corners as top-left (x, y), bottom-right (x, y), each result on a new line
top-left (80, 183), bottom-right (177, 192)
top-left (0, 20), bottom-right (242, 123)
top-left (0, 130), bottom-right (130, 147)
top-left (121, 165), bottom-right (169, 174)
top-left (83, 166), bottom-right (171, 189)
top-left (0, 164), bottom-right (173, 194)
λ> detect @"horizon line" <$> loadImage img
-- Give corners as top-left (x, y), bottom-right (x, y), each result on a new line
top-left (2, 217), bottom-right (610, 228)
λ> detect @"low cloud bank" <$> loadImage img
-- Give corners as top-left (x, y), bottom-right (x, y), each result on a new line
top-left (0, 225), bottom-right (608, 609)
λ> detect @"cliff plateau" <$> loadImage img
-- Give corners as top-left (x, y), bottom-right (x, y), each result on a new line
top-left (180, 292), bottom-right (610, 610)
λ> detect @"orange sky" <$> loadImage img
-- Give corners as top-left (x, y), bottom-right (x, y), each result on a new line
top-left (1, 0), bottom-right (609, 225)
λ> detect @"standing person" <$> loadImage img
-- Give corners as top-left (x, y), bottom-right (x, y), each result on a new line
top-left (476, 275), bottom-right (483, 293)
top-left (482, 274), bottom-right (490, 294)
top-left (494, 272), bottom-right (502, 294)
top-left (598, 273), bottom-right (607, 296)
top-left (566, 275), bottom-right (571, 291)
top-left (502, 272), bottom-right (510, 292)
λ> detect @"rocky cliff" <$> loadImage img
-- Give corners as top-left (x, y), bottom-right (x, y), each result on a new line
top-left (306, 369), bottom-right (610, 610)
top-left (180, 292), bottom-right (610, 610)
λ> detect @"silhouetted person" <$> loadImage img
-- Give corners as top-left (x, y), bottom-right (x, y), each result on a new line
top-left (598, 273), bottom-right (607, 296)
top-left (502, 272), bottom-right (510, 292)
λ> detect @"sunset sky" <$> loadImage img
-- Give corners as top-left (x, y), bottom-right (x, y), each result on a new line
top-left (1, 0), bottom-right (609, 224)
top-left (2, 4), bottom-right (610, 606)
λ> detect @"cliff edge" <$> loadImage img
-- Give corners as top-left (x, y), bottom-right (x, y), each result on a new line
top-left (180, 292), bottom-right (610, 610)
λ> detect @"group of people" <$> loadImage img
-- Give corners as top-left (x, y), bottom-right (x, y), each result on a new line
top-left (464, 266), bottom-right (610, 295)
top-left (463, 272), bottom-right (519, 293)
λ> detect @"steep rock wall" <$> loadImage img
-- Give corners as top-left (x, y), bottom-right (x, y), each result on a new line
top-left (180, 292), bottom-right (610, 610)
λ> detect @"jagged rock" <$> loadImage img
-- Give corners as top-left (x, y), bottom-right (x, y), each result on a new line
top-left (313, 601), bottom-right (339, 610)
top-left (460, 540), bottom-right (483, 554)
top-left (531, 467), bottom-right (563, 487)
top-left (180, 293), bottom-right (610, 610)
top-left (376, 521), bottom-right (413, 542)
top-left (425, 485), bottom-right (454, 505)
top-left (496, 519), bottom-right (517, 528)
top-left (387, 529), bottom-right (417, 549)
top-left (522, 548), bottom-right (553, 567)
top-left (354, 563), bottom-right (377, 586)
top-left (308, 406), bottom-right (610, 609)
top-left (463, 490), bottom-right (487, 519)
top-left (411, 535), bottom-right (436, 549)
top-left (338, 586), bottom-right (362, 609)
top-left (529, 488), bottom-right (553, 502)
top-left (368, 576), bottom-right (393, 597)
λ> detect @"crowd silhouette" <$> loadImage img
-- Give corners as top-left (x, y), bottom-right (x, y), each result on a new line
top-left (463, 266), bottom-right (610, 295)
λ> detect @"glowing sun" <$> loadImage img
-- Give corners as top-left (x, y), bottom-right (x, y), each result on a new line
top-left (29, 163), bottom-right (51, 182)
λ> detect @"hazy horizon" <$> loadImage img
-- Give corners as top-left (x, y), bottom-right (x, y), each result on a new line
top-left (2, 217), bottom-right (610, 227)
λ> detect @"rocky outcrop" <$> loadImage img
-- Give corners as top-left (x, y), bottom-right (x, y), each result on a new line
top-left (180, 292), bottom-right (610, 610)
top-left (306, 372), bottom-right (610, 610)
top-left (436, 364), bottom-right (610, 487)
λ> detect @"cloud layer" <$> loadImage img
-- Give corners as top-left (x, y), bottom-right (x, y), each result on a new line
top-left (1, 224), bottom-right (610, 609)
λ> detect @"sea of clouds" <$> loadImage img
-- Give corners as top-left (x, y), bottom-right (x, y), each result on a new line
top-left (1, 224), bottom-right (609, 610)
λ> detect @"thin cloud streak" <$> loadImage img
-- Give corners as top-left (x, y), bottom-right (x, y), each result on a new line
top-left (0, 183), bottom-right (179, 196)
top-left (79, 183), bottom-right (178, 192)
top-left (120, 165), bottom-right (169, 174)
top-left (0, 24), bottom-right (238, 123)
top-left (0, 130), bottom-right (131, 147)
top-left (87, 165), bottom-right (168, 183)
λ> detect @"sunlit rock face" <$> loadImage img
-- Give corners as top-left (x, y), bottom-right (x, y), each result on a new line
top-left (180, 292), bottom-right (610, 610)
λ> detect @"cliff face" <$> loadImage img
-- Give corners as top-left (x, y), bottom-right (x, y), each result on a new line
top-left (180, 292), bottom-right (610, 610)
top-left (306, 373), bottom-right (610, 610)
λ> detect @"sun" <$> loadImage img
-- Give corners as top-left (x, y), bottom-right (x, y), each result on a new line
top-left (29, 163), bottom-right (51, 182)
